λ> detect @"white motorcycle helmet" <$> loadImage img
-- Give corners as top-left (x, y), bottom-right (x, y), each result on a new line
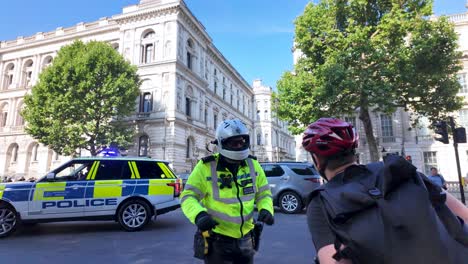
top-left (215, 119), bottom-right (250, 161)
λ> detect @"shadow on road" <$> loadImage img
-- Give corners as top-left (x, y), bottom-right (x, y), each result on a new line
top-left (13, 216), bottom-right (186, 238)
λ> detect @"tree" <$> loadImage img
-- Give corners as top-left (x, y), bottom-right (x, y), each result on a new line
top-left (275, 0), bottom-right (463, 161)
top-left (22, 40), bottom-right (141, 156)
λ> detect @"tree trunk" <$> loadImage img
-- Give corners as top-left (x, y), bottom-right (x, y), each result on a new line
top-left (90, 144), bottom-right (97, 157)
top-left (359, 106), bottom-right (380, 162)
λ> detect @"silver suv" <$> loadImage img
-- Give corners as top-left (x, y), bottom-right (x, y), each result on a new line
top-left (260, 162), bottom-right (322, 214)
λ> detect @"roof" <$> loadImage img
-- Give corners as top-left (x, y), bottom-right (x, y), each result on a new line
top-left (72, 156), bottom-right (170, 163)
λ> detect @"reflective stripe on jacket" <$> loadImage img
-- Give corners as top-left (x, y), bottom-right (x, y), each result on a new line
top-left (181, 153), bottom-right (273, 238)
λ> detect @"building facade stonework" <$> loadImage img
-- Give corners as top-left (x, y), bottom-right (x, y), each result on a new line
top-left (0, 0), bottom-right (295, 179)
top-left (294, 8), bottom-right (468, 181)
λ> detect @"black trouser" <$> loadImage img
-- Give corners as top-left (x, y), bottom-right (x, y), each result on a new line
top-left (204, 232), bottom-right (256, 264)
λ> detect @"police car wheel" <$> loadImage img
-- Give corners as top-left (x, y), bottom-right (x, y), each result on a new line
top-left (279, 191), bottom-right (302, 214)
top-left (0, 204), bottom-right (18, 238)
top-left (117, 200), bottom-right (151, 231)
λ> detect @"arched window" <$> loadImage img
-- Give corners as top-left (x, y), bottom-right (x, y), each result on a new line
top-left (257, 133), bottom-right (262, 145)
top-left (12, 144), bottom-right (18, 162)
top-left (139, 135), bottom-right (149, 157)
top-left (22, 60), bottom-right (34, 87)
top-left (32, 144), bottom-right (39, 162)
top-left (141, 30), bottom-right (156, 64)
top-left (42, 56), bottom-right (53, 70)
top-left (3, 63), bottom-right (15, 89)
top-left (265, 133), bottom-right (269, 145)
top-left (257, 110), bottom-right (260, 121)
top-left (264, 110), bottom-right (268, 120)
top-left (111, 43), bottom-right (119, 51)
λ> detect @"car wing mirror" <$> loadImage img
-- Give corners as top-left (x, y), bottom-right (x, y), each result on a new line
top-left (46, 172), bottom-right (55, 181)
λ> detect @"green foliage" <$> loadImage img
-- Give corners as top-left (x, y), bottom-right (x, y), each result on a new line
top-left (276, 0), bottom-right (463, 135)
top-left (22, 40), bottom-right (141, 156)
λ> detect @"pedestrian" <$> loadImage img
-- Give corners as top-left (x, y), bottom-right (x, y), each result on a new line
top-left (428, 167), bottom-right (448, 190)
top-left (180, 119), bottom-right (274, 264)
top-left (303, 118), bottom-right (468, 264)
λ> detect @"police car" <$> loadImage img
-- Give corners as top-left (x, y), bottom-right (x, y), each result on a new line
top-left (0, 156), bottom-right (181, 238)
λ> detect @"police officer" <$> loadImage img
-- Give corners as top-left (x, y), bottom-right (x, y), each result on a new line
top-left (181, 119), bottom-right (274, 264)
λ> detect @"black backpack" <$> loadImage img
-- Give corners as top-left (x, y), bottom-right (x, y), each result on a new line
top-left (311, 155), bottom-right (468, 264)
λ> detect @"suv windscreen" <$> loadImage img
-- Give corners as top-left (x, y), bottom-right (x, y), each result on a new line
top-left (261, 164), bottom-right (284, 177)
top-left (286, 164), bottom-right (318, 176)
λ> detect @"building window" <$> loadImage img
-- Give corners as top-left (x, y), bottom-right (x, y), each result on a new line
top-left (204, 108), bottom-right (208, 123)
top-left (139, 135), bottom-right (149, 157)
top-left (459, 109), bottom-right (468, 129)
top-left (380, 114), bottom-right (394, 142)
top-left (257, 110), bottom-right (260, 121)
top-left (3, 63), bottom-right (15, 89)
top-left (32, 144), bottom-right (39, 162)
top-left (257, 133), bottom-right (262, 145)
top-left (12, 145), bottom-right (18, 162)
top-left (214, 82), bottom-right (217, 94)
top-left (459, 73), bottom-right (468, 93)
top-left (265, 133), bottom-right (269, 145)
top-left (186, 98), bottom-right (191, 117)
top-left (237, 90), bottom-right (240, 109)
top-left (186, 138), bottom-right (191, 158)
top-left (213, 113), bottom-right (218, 129)
top-left (141, 31), bottom-right (155, 64)
top-left (16, 103), bottom-right (24, 126)
top-left (230, 85), bottom-right (233, 105)
top-left (186, 39), bottom-right (195, 70)
top-left (42, 56), bottom-right (53, 70)
top-left (423, 151), bottom-right (437, 175)
top-left (1, 104), bottom-right (8, 127)
top-left (344, 116), bottom-right (356, 129)
top-left (23, 60), bottom-right (34, 87)
top-left (140, 92), bottom-right (152, 113)
top-left (264, 110), bottom-right (269, 120)
top-left (187, 52), bottom-right (192, 70)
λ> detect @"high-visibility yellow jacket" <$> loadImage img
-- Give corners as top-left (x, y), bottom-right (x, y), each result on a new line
top-left (181, 153), bottom-right (273, 238)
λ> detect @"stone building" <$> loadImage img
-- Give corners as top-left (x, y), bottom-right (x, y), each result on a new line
top-left (0, 0), bottom-right (295, 179)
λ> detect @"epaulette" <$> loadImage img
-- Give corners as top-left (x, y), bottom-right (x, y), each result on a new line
top-left (248, 155), bottom-right (257, 160)
top-left (201, 155), bottom-right (216, 163)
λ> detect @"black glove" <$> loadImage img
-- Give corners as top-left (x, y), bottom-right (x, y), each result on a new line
top-left (195, 212), bottom-right (219, 231)
top-left (257, 209), bottom-right (274, 225)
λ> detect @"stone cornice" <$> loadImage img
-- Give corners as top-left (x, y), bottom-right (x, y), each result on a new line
top-left (113, 4), bottom-right (179, 25)
top-left (0, 24), bottom-right (119, 53)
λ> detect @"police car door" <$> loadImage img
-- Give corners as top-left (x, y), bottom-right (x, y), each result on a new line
top-left (30, 160), bottom-right (91, 217)
top-left (84, 160), bottom-right (134, 216)
top-left (132, 161), bottom-right (178, 204)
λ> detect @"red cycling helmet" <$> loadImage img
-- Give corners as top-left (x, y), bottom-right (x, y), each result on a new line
top-left (302, 118), bottom-right (358, 157)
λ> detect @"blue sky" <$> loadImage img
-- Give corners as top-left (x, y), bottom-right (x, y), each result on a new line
top-left (0, 0), bottom-right (466, 89)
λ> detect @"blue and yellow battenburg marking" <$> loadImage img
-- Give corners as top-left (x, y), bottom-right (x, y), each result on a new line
top-left (0, 162), bottom-right (179, 204)
top-left (0, 184), bottom-right (5, 199)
